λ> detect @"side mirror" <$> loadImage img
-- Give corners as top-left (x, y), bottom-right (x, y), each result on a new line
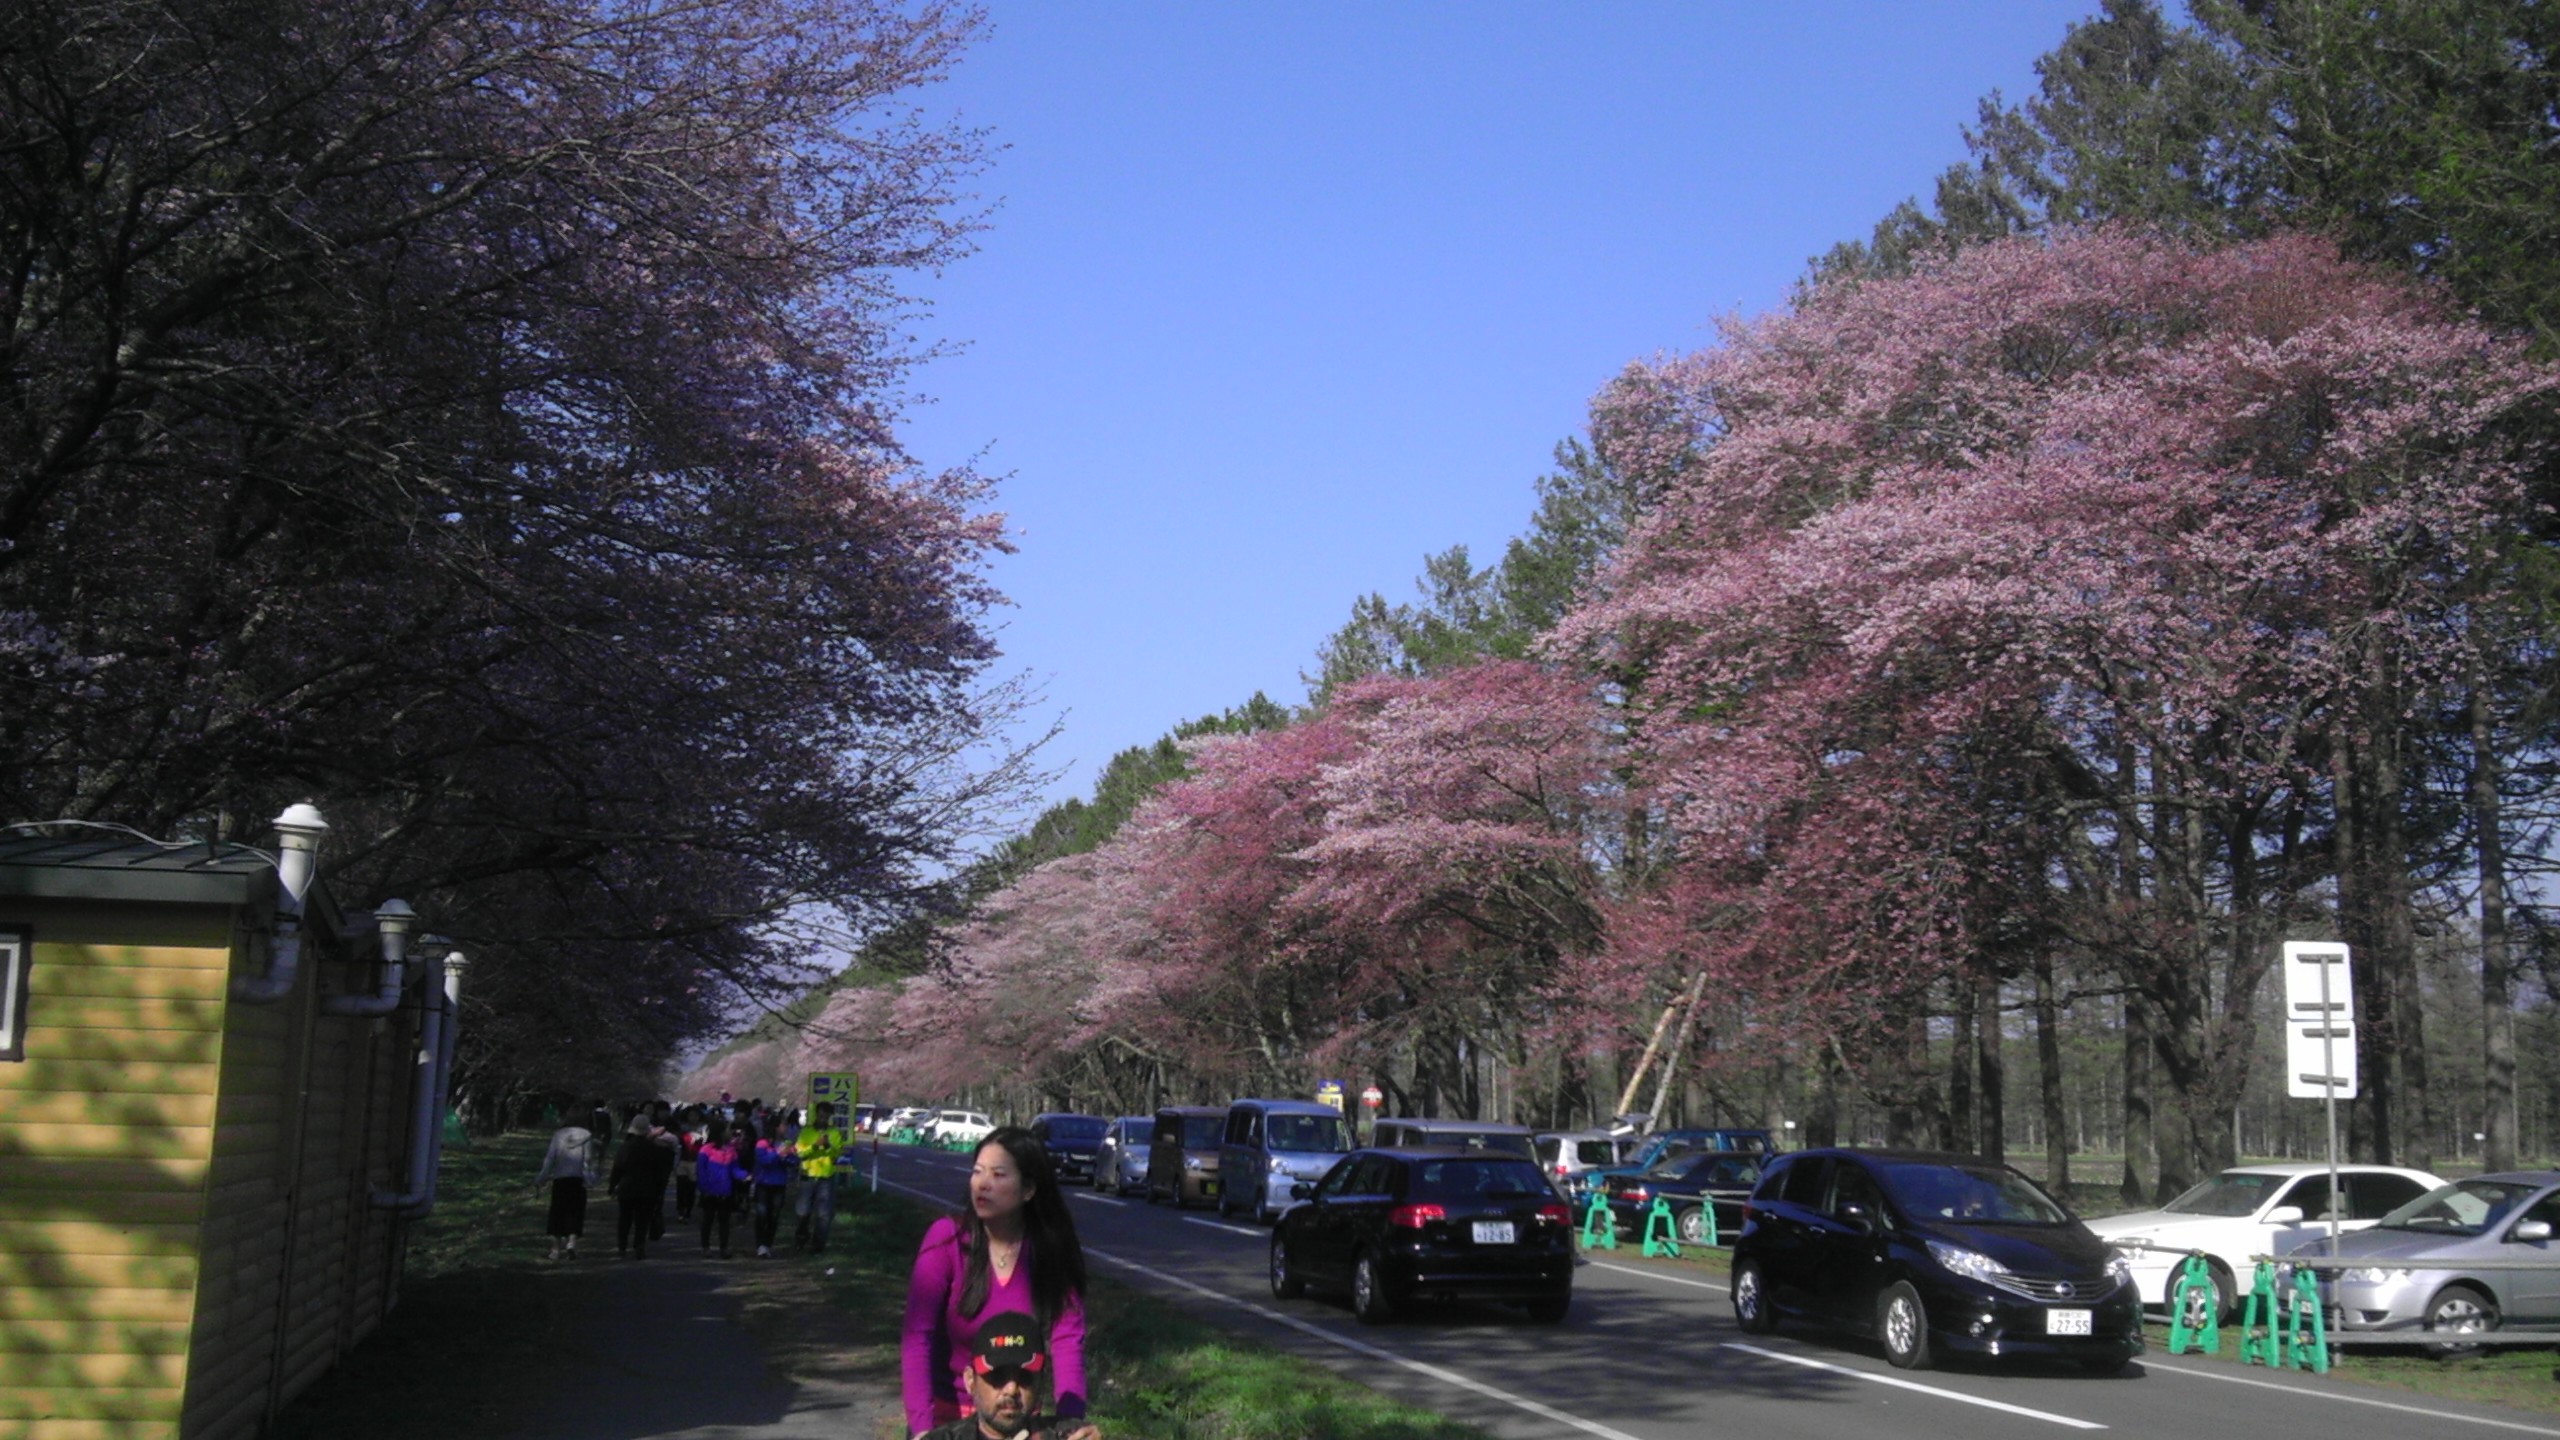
top-left (2265, 1206), bottom-right (2305, 1226)
top-left (2512, 1220), bottom-right (2553, 1243)
top-left (1837, 1202), bottom-right (1878, 1235)
top-left (1290, 1182), bottom-right (1314, 1201)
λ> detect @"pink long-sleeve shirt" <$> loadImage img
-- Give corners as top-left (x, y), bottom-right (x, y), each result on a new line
top-left (901, 1215), bottom-right (1087, 1436)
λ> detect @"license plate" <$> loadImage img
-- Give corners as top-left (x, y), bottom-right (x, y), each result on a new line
top-left (2046, 1308), bottom-right (2093, 1336)
top-left (1202, 1180), bottom-right (1218, 1196)
top-left (1472, 1220), bottom-right (1516, 1245)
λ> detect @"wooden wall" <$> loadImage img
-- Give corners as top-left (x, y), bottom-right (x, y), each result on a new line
top-left (0, 900), bottom-right (229, 1440)
top-left (0, 893), bottom-right (425, 1440)
top-left (179, 919), bottom-right (417, 1440)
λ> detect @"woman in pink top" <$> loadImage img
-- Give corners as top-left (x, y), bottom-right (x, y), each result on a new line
top-left (902, 1127), bottom-right (1093, 1440)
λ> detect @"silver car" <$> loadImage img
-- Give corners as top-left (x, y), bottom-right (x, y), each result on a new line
top-left (1097, 1115), bottom-right (1151, 1195)
top-left (2281, 1169), bottom-right (2560, 1349)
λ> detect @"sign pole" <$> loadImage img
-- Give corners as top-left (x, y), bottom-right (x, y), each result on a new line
top-left (2321, 956), bottom-right (2340, 1258)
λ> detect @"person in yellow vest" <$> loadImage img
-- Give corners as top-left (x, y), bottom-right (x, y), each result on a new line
top-left (795, 1102), bottom-right (846, 1253)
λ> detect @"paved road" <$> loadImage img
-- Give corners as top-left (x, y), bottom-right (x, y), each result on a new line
top-left (867, 1143), bottom-right (2560, 1440)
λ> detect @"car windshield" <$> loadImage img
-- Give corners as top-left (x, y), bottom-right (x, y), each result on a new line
top-left (2159, 1172), bottom-right (2291, 1217)
top-left (2379, 1178), bottom-right (2544, 1236)
top-left (1117, 1119), bottom-right (1148, 1141)
top-left (1046, 1117), bottom-right (1106, 1141)
top-left (1181, 1115), bottom-right (1224, 1147)
top-left (1879, 1162), bottom-right (2072, 1225)
top-left (1267, 1113), bottom-right (1352, 1152)
top-left (1412, 1158), bottom-right (1553, 1200)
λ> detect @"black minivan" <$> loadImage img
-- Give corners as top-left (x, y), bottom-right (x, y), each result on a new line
top-left (1730, 1148), bottom-right (2143, 1373)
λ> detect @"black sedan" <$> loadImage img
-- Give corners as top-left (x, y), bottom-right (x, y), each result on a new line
top-left (1601, 1150), bottom-right (1763, 1244)
top-left (1269, 1147), bottom-right (1575, 1325)
top-left (1730, 1148), bottom-right (2143, 1373)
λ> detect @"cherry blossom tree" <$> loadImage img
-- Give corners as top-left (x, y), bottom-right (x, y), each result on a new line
top-left (1558, 228), bottom-right (2555, 1187)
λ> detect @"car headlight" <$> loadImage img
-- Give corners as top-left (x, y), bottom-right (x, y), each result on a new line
top-left (1269, 1155), bottom-right (1288, 1173)
top-left (2106, 1251), bottom-right (2134, 1285)
top-left (1186, 1157), bottom-right (1206, 1171)
top-left (2340, 1267), bottom-right (2411, 1285)
top-left (1926, 1239), bottom-right (2013, 1285)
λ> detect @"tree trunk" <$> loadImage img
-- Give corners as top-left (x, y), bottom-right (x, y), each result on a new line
top-left (1945, 978), bottom-right (1976, 1153)
top-left (2035, 952), bottom-right (2067, 1188)
top-left (2121, 992), bottom-right (2155, 1207)
top-left (1977, 963), bottom-right (2006, 1165)
top-left (1645, 977), bottom-right (1709, 1134)
top-left (1616, 974), bottom-right (1699, 1119)
top-left (2473, 677), bottom-right (2519, 1171)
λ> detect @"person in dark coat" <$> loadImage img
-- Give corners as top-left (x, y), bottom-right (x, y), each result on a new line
top-left (609, 1104), bottom-right (679, 1259)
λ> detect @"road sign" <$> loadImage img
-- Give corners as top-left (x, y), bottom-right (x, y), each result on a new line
top-left (2282, 942), bottom-right (2356, 1101)
top-left (808, 1072), bottom-right (860, 1139)
top-left (1360, 1085), bottom-right (1384, 1109)
top-left (1315, 1078), bottom-right (1344, 1113)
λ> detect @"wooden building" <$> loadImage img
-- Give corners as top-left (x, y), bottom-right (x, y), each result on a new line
top-left (0, 820), bottom-right (452, 1439)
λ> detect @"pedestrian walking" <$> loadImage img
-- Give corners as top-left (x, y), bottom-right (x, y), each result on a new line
top-left (533, 1104), bottom-right (606, 1261)
top-left (903, 1128), bottom-right (1092, 1439)
top-left (610, 1105), bottom-right (678, 1259)
top-left (674, 1108), bottom-right (703, 1222)
top-left (750, 1126), bottom-right (796, 1258)
top-left (695, 1119), bottom-right (741, 1257)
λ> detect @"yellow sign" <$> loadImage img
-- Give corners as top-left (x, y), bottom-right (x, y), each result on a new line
top-left (808, 1072), bottom-right (859, 1142)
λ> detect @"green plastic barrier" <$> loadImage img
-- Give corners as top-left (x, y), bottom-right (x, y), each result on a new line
top-left (2239, 1261), bottom-right (2282, 1367)
top-left (1579, 1193), bottom-right (1618, 1251)
top-left (2283, 1266), bottom-right (2329, 1373)
top-left (1697, 1198), bottom-right (1721, 1247)
top-left (1642, 1198), bottom-right (1681, 1258)
top-left (2165, 1253), bottom-right (2220, 1355)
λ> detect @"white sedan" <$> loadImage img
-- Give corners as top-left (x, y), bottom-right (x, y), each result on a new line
top-left (925, 1108), bottom-right (995, 1147)
top-left (2088, 1163), bottom-right (2444, 1322)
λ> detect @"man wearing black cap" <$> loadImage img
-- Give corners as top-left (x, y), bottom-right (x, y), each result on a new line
top-left (916, 1311), bottom-right (1100, 1440)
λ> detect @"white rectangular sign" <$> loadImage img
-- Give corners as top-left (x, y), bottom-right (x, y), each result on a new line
top-left (2283, 941), bottom-right (2357, 1100)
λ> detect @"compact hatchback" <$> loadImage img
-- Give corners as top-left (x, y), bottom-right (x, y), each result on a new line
top-left (1269, 1147), bottom-right (1574, 1324)
top-left (2280, 1169), bottom-right (2560, 1352)
top-left (1731, 1148), bottom-right (2143, 1372)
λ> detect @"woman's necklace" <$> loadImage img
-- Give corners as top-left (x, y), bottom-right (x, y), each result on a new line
top-left (988, 1231), bottom-right (1022, 1278)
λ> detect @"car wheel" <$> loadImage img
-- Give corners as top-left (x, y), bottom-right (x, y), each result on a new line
top-left (1677, 1205), bottom-right (1707, 1246)
top-left (1878, 1281), bottom-right (1932, 1370)
top-left (1524, 1294), bottom-right (1570, 1324)
top-left (2424, 1284), bottom-right (2498, 1359)
top-left (1731, 1259), bottom-right (1776, 1334)
top-left (1216, 1186), bottom-right (1233, 1220)
top-left (1270, 1232), bottom-right (1305, 1299)
top-left (1352, 1251), bottom-right (1395, 1325)
top-left (2176, 1260), bottom-right (2234, 1328)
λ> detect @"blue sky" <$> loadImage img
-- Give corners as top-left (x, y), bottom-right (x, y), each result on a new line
top-left (895, 3), bottom-right (2100, 812)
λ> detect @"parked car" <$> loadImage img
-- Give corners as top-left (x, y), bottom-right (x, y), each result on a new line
top-left (1600, 1149), bottom-right (1764, 1244)
top-left (1147, 1106), bottom-right (1227, 1208)
top-left (1098, 1115), bottom-right (1152, 1195)
top-left (925, 1109), bottom-right (994, 1147)
top-left (1730, 1148), bottom-right (2143, 1373)
top-left (850, 1103), bottom-right (885, 1134)
top-left (2088, 1162), bottom-right (2443, 1323)
top-left (1031, 1112), bottom-right (1112, 1185)
top-left (1221, 1098), bottom-right (1356, 1223)
top-left (2279, 1169), bottom-right (2560, 1354)
top-left (1268, 1147), bottom-right (1574, 1324)
top-left (1584, 1127), bottom-right (1775, 1195)
top-left (1536, 1130), bottom-right (1634, 1202)
top-left (887, 1106), bottom-right (935, 1135)
top-left (1366, 1117), bottom-right (1538, 1160)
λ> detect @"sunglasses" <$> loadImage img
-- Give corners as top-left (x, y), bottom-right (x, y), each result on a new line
top-left (976, 1365), bottom-right (1038, 1391)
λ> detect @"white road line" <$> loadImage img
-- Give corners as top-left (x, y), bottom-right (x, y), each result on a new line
top-left (1182, 1216), bottom-right (1264, 1237)
top-left (1088, 1245), bottom-right (1646, 1440)
top-left (2146, 1357), bottom-right (2560, 1436)
top-left (1583, 1259), bottom-right (1727, 1292)
top-left (1073, 1192), bottom-right (1129, 1207)
top-left (1721, 1344), bottom-right (2106, 1431)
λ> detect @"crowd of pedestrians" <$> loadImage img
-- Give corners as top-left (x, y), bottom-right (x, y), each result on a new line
top-left (536, 1092), bottom-right (855, 1262)
top-left (533, 1100), bottom-right (1101, 1439)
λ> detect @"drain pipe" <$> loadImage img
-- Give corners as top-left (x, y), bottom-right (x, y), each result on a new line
top-left (320, 904), bottom-right (417, 1018)
top-left (371, 948), bottom-right (466, 1217)
top-left (232, 804), bottom-right (327, 1004)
